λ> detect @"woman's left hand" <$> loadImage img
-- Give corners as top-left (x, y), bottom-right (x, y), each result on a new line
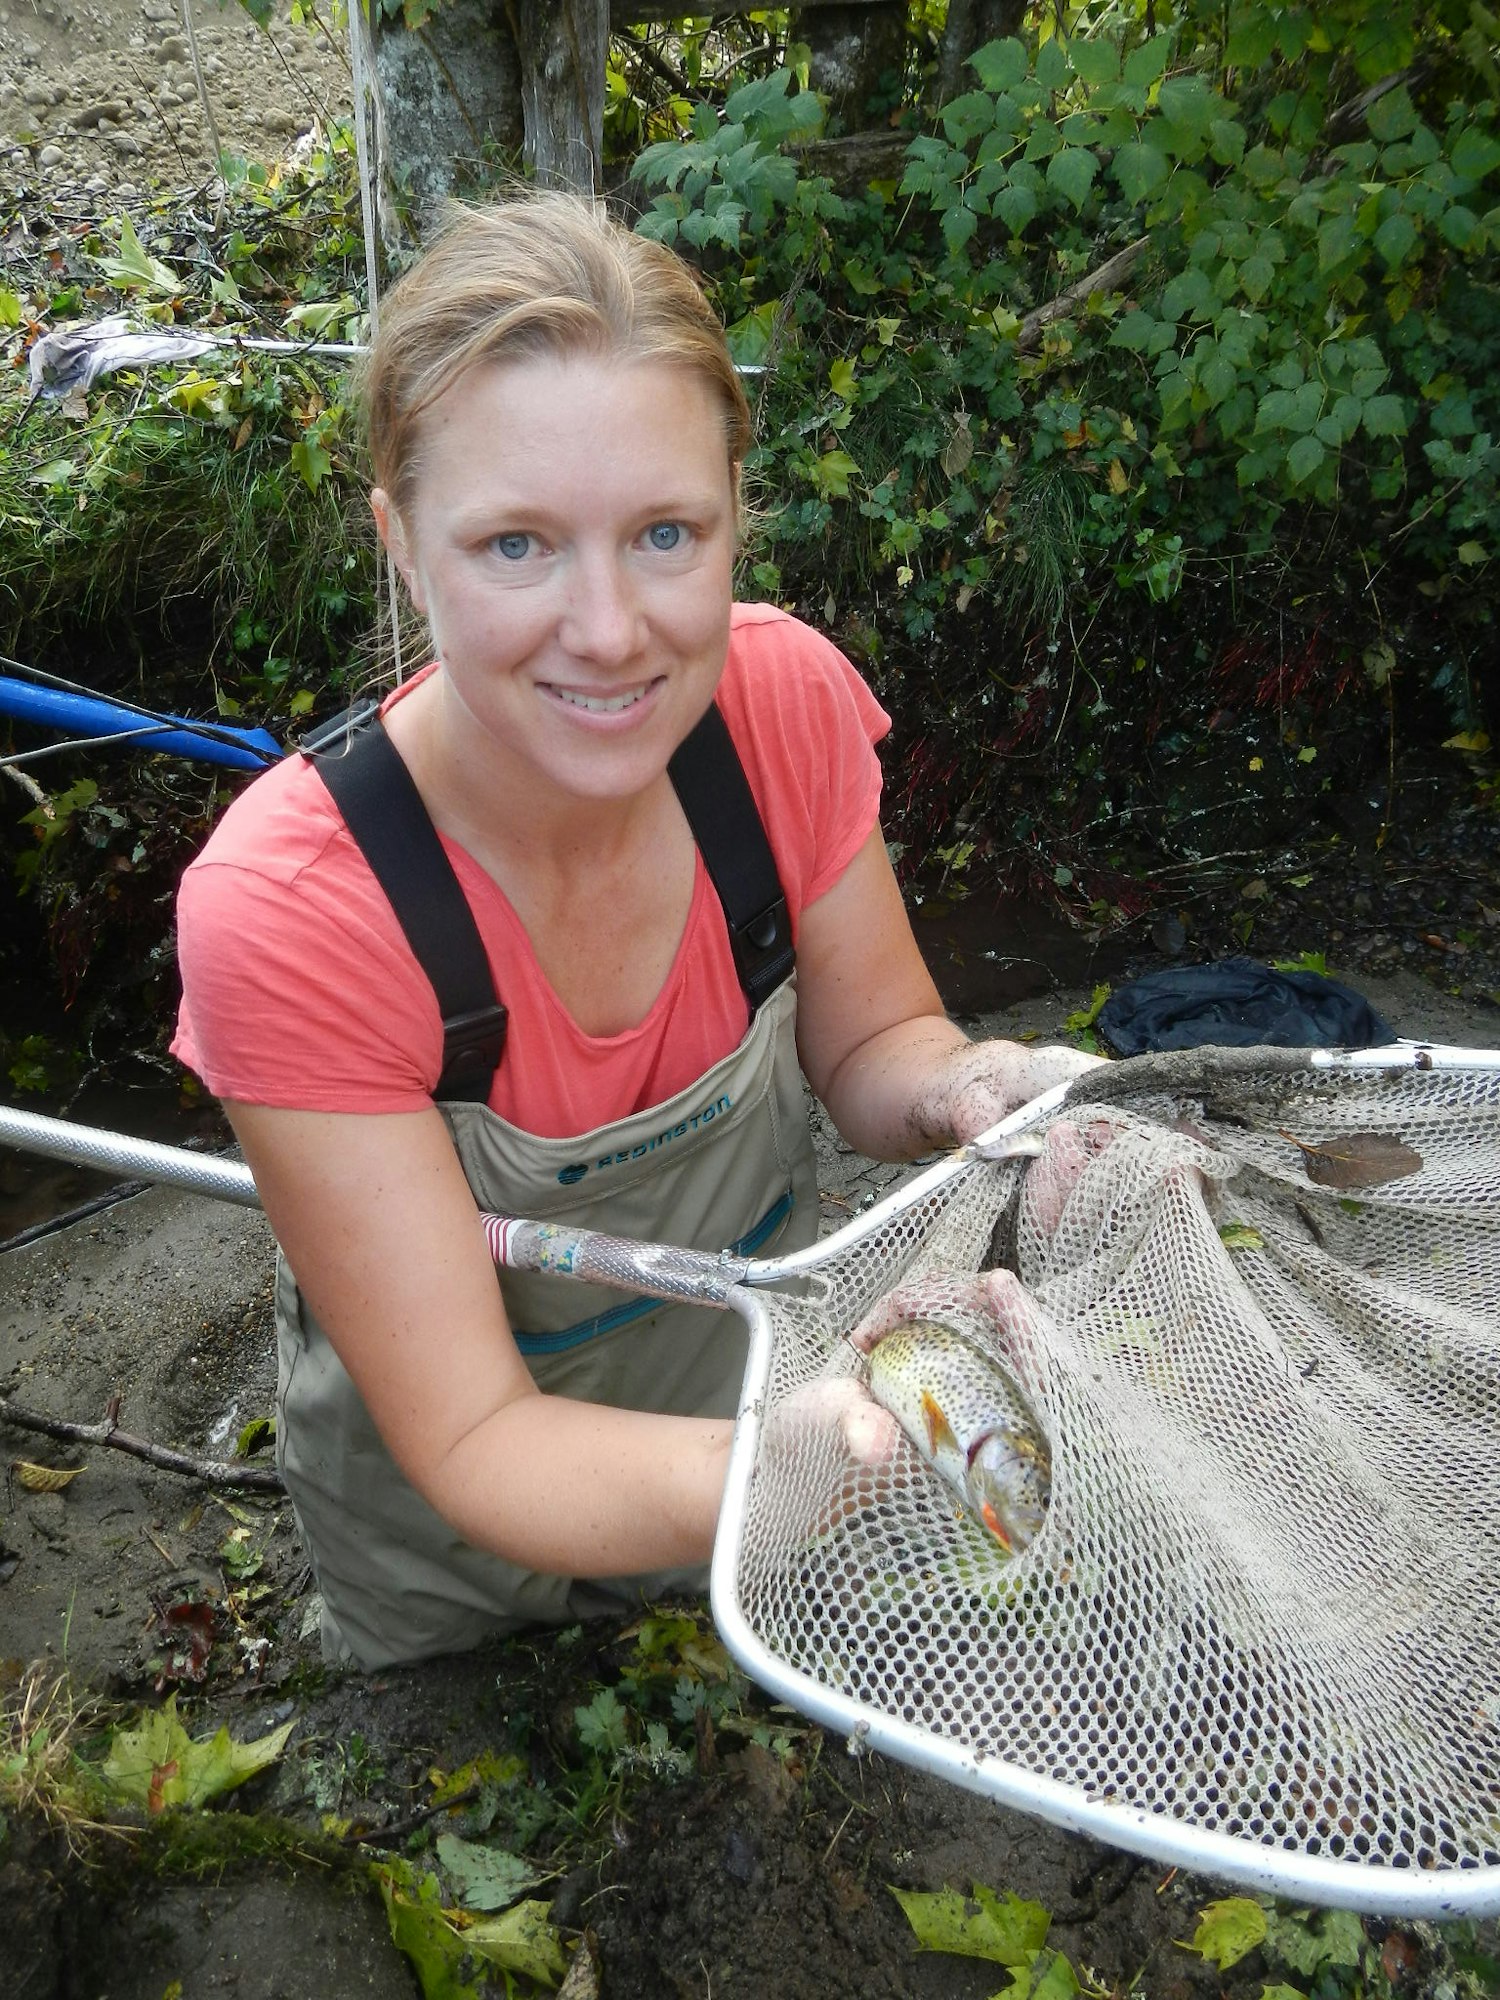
top-left (921, 1037), bottom-right (1107, 1147)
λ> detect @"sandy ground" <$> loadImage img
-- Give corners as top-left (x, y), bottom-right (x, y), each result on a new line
top-left (1, 0), bottom-right (349, 197)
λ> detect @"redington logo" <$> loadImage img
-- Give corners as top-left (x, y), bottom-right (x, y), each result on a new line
top-left (555, 1094), bottom-right (733, 1186)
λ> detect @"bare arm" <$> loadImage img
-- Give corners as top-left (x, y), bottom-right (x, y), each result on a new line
top-left (794, 829), bottom-right (1102, 1158)
top-left (228, 1100), bottom-right (729, 1576)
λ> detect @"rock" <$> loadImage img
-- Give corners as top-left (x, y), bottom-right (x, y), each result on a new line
top-left (156, 34), bottom-right (186, 61)
top-left (22, 81), bottom-right (57, 105)
top-left (38, 141), bottom-right (65, 166)
top-left (108, 129), bottom-right (141, 154)
top-left (72, 98), bottom-right (126, 126)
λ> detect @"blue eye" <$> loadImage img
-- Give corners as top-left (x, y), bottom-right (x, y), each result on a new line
top-left (647, 522), bottom-right (683, 551)
top-left (493, 533), bottom-right (531, 560)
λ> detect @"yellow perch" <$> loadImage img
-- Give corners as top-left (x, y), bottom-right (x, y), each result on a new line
top-left (866, 1318), bottom-right (1051, 1552)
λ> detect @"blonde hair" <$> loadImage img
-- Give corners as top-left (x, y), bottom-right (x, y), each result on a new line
top-left (361, 191), bottom-right (751, 515)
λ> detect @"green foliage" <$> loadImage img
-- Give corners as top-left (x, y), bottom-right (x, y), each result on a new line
top-left (0, 126), bottom-right (374, 703)
top-left (633, 10), bottom-right (1500, 655)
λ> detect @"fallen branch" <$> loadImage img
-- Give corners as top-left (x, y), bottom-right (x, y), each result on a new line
top-left (1017, 235), bottom-right (1150, 351)
top-left (343, 1782), bottom-right (481, 1848)
top-left (0, 1392), bottom-right (285, 1493)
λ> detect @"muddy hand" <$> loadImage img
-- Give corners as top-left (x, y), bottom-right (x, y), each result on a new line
top-left (848, 1266), bottom-right (1039, 1357)
top-left (920, 1039), bottom-right (1107, 1148)
top-left (764, 1375), bottom-right (901, 1470)
top-left (1022, 1118), bottom-right (1118, 1239)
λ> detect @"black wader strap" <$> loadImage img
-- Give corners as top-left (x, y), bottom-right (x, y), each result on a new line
top-left (668, 702), bottom-right (795, 1011)
top-left (305, 719), bottom-right (507, 1104)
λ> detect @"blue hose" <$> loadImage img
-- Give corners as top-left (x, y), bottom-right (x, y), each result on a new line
top-left (0, 674), bottom-right (282, 771)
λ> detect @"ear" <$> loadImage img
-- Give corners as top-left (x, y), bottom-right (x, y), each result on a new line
top-left (371, 488), bottom-right (426, 613)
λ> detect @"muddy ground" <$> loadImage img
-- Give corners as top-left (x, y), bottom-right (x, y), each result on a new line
top-left (5, 970), bottom-right (1500, 2000)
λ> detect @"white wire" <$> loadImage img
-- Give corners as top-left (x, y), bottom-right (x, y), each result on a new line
top-left (348, 1), bottom-right (405, 685)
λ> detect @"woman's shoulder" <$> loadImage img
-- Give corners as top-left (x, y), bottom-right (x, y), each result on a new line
top-left (721, 601), bottom-right (889, 745)
top-left (186, 749), bottom-right (348, 887)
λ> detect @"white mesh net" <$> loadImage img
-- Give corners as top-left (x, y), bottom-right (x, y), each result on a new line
top-left (719, 1051), bottom-right (1500, 1907)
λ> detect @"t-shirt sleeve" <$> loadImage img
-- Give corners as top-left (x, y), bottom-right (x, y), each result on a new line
top-left (171, 774), bottom-right (445, 1113)
top-left (720, 608), bottom-right (890, 923)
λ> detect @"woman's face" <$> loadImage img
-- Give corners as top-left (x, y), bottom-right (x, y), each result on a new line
top-left (373, 352), bottom-right (738, 811)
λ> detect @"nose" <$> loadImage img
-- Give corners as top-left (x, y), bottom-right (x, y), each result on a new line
top-left (559, 548), bottom-right (645, 669)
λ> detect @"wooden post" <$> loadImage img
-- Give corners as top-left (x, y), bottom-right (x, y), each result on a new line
top-left (934, 0), bottom-right (1029, 103)
top-left (511, 0), bottom-right (609, 194)
top-left (789, 1), bottom-right (908, 126)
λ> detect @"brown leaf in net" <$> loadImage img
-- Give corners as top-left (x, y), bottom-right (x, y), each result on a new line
top-left (12, 1461), bottom-right (84, 1492)
top-left (1279, 1129), bottom-right (1424, 1189)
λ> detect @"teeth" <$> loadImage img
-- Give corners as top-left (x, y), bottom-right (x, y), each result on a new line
top-left (551, 683), bottom-right (650, 714)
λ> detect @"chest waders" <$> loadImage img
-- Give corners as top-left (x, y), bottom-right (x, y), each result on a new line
top-left (275, 704), bottom-right (820, 1669)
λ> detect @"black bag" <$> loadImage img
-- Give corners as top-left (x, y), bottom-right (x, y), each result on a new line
top-left (1096, 957), bottom-right (1397, 1057)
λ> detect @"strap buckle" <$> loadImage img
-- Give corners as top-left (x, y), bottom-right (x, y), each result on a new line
top-left (732, 896), bottom-right (794, 1008)
top-left (435, 1003), bottom-right (509, 1103)
top-left (298, 697), bottom-right (381, 758)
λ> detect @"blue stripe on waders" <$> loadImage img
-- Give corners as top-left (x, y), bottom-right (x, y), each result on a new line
top-left (511, 1187), bottom-right (794, 1358)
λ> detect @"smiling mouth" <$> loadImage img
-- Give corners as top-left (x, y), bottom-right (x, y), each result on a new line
top-left (546, 680), bottom-right (657, 715)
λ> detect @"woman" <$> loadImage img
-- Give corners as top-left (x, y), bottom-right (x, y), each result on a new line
top-left (173, 192), bottom-right (1097, 1670)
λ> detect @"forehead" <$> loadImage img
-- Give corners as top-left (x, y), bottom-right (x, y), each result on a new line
top-left (410, 352), bottom-right (732, 482)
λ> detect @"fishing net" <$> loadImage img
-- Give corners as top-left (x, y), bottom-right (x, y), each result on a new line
top-left (714, 1047), bottom-right (1500, 1914)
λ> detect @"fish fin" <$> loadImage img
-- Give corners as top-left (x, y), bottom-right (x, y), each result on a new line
top-left (919, 1390), bottom-right (959, 1461)
top-left (979, 1500), bottom-right (1014, 1551)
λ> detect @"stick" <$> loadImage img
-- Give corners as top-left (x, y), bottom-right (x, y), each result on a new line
top-left (0, 1393), bottom-right (285, 1493)
top-left (1017, 236), bottom-right (1149, 352)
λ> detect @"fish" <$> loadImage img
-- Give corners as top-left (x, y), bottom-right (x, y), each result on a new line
top-left (864, 1318), bottom-right (1051, 1553)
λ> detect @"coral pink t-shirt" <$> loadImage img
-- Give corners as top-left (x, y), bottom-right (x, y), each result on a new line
top-left (172, 605), bottom-right (889, 1139)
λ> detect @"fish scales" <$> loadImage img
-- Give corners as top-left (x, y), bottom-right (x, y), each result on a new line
top-left (865, 1317), bottom-right (1051, 1552)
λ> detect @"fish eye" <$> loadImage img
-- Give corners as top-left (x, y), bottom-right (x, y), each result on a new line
top-left (493, 532), bottom-right (531, 560)
top-left (646, 522), bottom-right (683, 551)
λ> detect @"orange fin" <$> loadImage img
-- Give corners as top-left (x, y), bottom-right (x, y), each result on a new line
top-left (919, 1390), bottom-right (959, 1460)
top-left (979, 1500), bottom-right (1014, 1551)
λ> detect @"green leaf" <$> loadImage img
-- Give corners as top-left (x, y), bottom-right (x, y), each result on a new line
top-left (969, 38), bottom-right (1029, 91)
top-left (999, 1946), bottom-right (1081, 2000)
top-left (574, 1687), bottom-right (631, 1754)
top-left (101, 1695), bottom-right (293, 1813)
top-left (890, 1883), bottom-right (1051, 1964)
top-left (1184, 1896), bottom-right (1268, 1970)
top-left (1451, 126), bottom-right (1500, 183)
top-left (1208, 117), bottom-right (1246, 167)
top-left (829, 357), bottom-right (858, 402)
top-left (993, 182), bottom-right (1040, 233)
top-left (1110, 310), bottom-right (1158, 352)
top-left (1123, 35), bottom-right (1172, 88)
top-left (435, 1833), bottom-right (543, 1913)
top-left (1439, 203), bottom-right (1480, 249)
top-left (290, 439), bottom-right (332, 491)
top-left (942, 202), bottom-right (979, 252)
top-left (1067, 38), bottom-right (1119, 85)
top-left (463, 1900), bottom-right (567, 1986)
top-left (1366, 86), bottom-right (1418, 142)
top-left (1239, 254), bottom-right (1275, 302)
top-left (1287, 434), bottom-right (1326, 483)
top-left (1219, 1223), bottom-right (1266, 1251)
top-left (1157, 76), bottom-right (1215, 143)
top-left (375, 1862), bottom-right (483, 2000)
top-left (1373, 210), bottom-right (1418, 265)
top-left (1112, 139), bottom-right (1170, 204)
top-left (0, 284), bottom-right (21, 327)
top-left (1362, 394), bottom-right (1409, 437)
top-left (1046, 147), bottom-right (1099, 210)
top-left (1160, 266), bottom-right (1215, 320)
top-left (1035, 38), bottom-right (1071, 90)
top-left (95, 214), bottom-right (180, 294)
top-left (233, 1415), bottom-right (274, 1458)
